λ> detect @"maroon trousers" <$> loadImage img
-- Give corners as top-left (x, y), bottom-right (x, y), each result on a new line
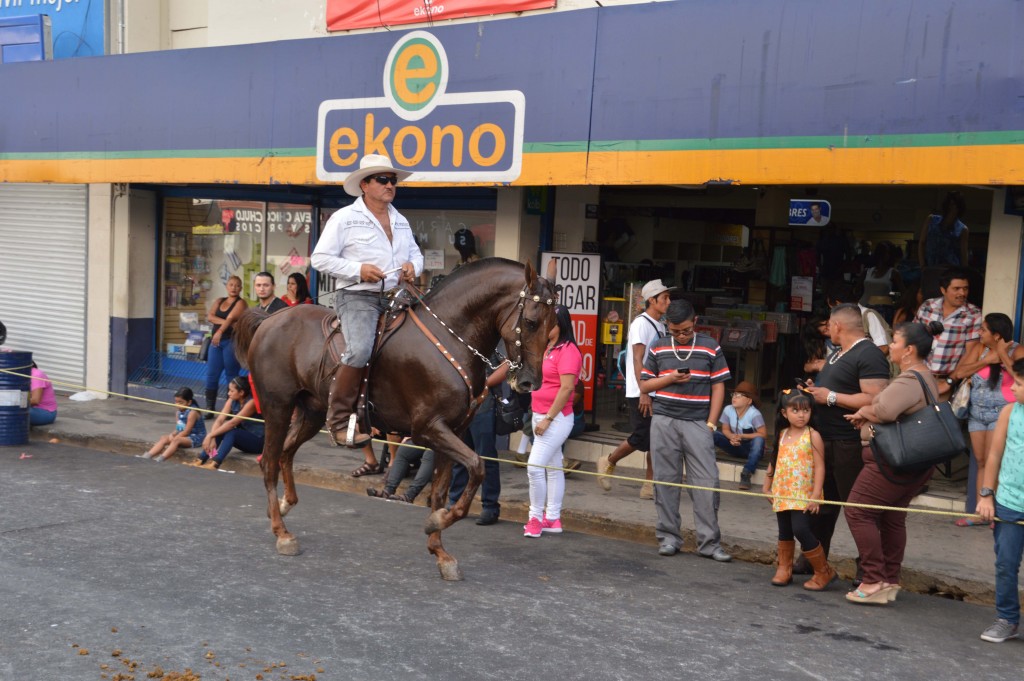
top-left (844, 447), bottom-right (932, 585)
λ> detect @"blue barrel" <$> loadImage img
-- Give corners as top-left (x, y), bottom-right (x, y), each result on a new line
top-left (0, 350), bottom-right (32, 446)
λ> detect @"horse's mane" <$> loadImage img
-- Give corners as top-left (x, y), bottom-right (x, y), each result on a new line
top-left (422, 257), bottom-right (522, 302)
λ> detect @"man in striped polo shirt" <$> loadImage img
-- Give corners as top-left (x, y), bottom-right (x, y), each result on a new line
top-left (641, 299), bottom-right (733, 562)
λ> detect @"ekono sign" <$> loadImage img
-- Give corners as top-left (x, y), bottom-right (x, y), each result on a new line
top-left (316, 31), bottom-right (524, 184)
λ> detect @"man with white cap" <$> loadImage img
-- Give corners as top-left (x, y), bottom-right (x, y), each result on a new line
top-left (311, 154), bottom-right (423, 448)
top-left (595, 279), bottom-right (673, 498)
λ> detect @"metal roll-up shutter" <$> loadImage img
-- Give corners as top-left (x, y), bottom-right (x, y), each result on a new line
top-left (0, 184), bottom-right (88, 388)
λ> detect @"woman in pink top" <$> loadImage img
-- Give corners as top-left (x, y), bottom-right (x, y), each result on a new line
top-left (29, 362), bottom-right (58, 426)
top-left (524, 305), bottom-right (583, 538)
top-left (952, 313), bottom-right (1024, 526)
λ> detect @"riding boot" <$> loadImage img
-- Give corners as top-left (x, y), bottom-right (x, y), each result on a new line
top-left (204, 389), bottom-right (218, 420)
top-left (802, 544), bottom-right (837, 591)
top-left (772, 540), bottom-right (795, 586)
top-left (326, 364), bottom-right (371, 449)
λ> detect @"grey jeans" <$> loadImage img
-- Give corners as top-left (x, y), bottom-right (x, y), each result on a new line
top-left (335, 291), bottom-right (386, 367)
top-left (650, 415), bottom-right (723, 555)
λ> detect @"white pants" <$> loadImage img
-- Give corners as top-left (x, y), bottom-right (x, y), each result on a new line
top-left (527, 411), bottom-right (574, 521)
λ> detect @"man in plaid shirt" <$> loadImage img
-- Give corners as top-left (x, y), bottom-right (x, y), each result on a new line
top-left (914, 267), bottom-right (981, 398)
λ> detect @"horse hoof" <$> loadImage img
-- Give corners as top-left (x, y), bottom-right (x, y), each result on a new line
top-left (424, 509), bottom-right (447, 535)
top-left (438, 561), bottom-right (463, 581)
top-left (279, 497), bottom-right (293, 516)
top-left (276, 536), bottom-right (301, 556)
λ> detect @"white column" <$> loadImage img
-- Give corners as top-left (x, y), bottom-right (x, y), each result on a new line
top-left (86, 185), bottom-right (114, 397)
top-left (983, 189), bottom-right (1023, 317)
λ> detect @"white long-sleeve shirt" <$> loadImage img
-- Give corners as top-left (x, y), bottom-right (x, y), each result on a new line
top-left (311, 197), bottom-right (423, 292)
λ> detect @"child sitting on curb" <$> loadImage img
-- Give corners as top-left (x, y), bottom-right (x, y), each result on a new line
top-left (139, 387), bottom-right (206, 462)
top-left (713, 380), bottom-right (767, 490)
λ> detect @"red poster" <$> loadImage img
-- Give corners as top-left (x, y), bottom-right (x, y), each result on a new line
top-left (327, 0), bottom-right (556, 31)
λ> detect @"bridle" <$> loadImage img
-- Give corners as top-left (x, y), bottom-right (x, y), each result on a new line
top-left (501, 280), bottom-right (556, 375)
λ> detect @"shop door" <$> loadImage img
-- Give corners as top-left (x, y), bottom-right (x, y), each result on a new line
top-left (0, 184), bottom-right (88, 386)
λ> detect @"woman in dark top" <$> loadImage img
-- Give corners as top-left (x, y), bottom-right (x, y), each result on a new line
top-left (282, 272), bottom-right (313, 306)
top-left (203, 275), bottom-right (248, 418)
top-left (801, 315), bottom-right (834, 379)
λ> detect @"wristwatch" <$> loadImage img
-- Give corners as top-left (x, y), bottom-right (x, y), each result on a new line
top-left (979, 487), bottom-right (995, 498)
top-left (826, 391), bottom-right (838, 407)
top-left (706, 421), bottom-right (717, 432)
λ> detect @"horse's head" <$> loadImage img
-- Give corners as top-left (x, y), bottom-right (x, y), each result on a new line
top-left (504, 261), bottom-right (557, 392)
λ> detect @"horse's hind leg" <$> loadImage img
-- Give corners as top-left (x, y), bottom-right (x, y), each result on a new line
top-left (277, 407), bottom-right (325, 517)
top-left (261, 410), bottom-right (301, 556)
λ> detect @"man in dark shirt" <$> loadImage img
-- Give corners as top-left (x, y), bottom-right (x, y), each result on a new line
top-left (641, 299), bottom-right (732, 562)
top-left (253, 271), bottom-right (288, 314)
top-left (804, 303), bottom-right (890, 566)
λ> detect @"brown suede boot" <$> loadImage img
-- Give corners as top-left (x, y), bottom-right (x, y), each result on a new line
top-left (326, 364), bottom-right (371, 448)
top-left (772, 540), bottom-right (795, 586)
top-left (802, 544), bottom-right (837, 591)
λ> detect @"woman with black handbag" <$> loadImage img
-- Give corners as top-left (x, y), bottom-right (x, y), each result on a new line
top-left (842, 320), bottom-right (945, 605)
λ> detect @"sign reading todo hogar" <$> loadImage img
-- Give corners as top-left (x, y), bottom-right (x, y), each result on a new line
top-left (316, 31), bottom-right (524, 184)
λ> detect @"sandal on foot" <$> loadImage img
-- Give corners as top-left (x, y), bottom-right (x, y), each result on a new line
top-left (366, 488), bottom-right (394, 499)
top-left (845, 586), bottom-right (890, 605)
top-left (954, 517), bottom-right (986, 527)
top-left (390, 492), bottom-right (415, 504)
top-left (350, 462), bottom-right (382, 478)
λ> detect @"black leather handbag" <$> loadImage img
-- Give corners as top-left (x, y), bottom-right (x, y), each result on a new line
top-left (494, 391), bottom-right (525, 436)
top-left (869, 371), bottom-right (969, 480)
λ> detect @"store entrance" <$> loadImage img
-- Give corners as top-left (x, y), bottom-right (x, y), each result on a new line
top-left (583, 184), bottom-right (993, 442)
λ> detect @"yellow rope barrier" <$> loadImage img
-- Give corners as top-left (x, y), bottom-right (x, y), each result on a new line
top-left (4, 366), bottom-right (1020, 524)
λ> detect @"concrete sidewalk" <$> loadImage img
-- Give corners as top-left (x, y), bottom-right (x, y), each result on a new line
top-left (23, 394), bottom-right (1014, 605)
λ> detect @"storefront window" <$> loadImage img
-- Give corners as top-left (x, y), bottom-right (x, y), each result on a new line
top-left (266, 202), bottom-right (313, 299)
top-left (160, 197), bottom-right (312, 353)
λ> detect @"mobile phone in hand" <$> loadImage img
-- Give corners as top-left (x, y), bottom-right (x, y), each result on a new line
top-left (677, 368), bottom-right (690, 375)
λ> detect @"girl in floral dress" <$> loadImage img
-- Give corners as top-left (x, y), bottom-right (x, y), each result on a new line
top-left (763, 389), bottom-right (834, 590)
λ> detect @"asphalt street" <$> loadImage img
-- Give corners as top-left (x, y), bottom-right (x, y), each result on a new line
top-left (1, 443), bottom-right (1020, 681)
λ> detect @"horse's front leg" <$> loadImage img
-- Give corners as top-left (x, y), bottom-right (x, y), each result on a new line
top-left (422, 427), bottom-right (483, 581)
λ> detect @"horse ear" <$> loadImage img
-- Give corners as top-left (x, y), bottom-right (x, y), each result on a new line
top-left (545, 257), bottom-right (557, 283)
top-left (524, 260), bottom-right (538, 287)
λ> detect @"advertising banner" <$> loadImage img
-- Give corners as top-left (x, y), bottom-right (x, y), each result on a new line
top-left (788, 199), bottom-right (831, 227)
top-left (327, 0), bottom-right (556, 31)
top-left (0, 0), bottom-right (105, 59)
top-left (540, 252), bottom-right (599, 412)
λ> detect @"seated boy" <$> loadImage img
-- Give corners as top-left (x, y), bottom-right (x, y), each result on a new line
top-left (713, 380), bottom-right (767, 490)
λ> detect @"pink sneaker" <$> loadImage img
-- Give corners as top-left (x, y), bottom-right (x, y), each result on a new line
top-left (541, 517), bottom-right (562, 534)
top-left (523, 517), bottom-right (543, 538)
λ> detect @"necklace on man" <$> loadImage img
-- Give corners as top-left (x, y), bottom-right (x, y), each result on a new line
top-left (828, 337), bottom-right (869, 365)
top-left (671, 334), bottom-right (696, 362)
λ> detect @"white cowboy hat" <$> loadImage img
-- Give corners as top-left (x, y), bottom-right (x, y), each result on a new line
top-left (342, 154), bottom-right (413, 197)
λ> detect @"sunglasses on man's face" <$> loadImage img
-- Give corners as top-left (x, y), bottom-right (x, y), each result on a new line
top-left (368, 175), bottom-right (399, 186)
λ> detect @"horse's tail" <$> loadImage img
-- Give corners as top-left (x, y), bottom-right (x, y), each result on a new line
top-left (232, 308), bottom-right (269, 369)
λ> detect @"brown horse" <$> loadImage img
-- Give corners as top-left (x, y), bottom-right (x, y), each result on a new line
top-left (233, 258), bottom-right (556, 580)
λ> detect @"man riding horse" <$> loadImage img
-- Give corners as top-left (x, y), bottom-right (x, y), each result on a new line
top-left (310, 154), bottom-right (423, 448)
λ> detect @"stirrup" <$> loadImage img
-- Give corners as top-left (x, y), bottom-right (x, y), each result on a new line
top-left (329, 414), bottom-right (370, 449)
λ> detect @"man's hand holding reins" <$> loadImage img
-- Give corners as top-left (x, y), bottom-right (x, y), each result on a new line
top-left (360, 263), bottom-right (385, 283)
